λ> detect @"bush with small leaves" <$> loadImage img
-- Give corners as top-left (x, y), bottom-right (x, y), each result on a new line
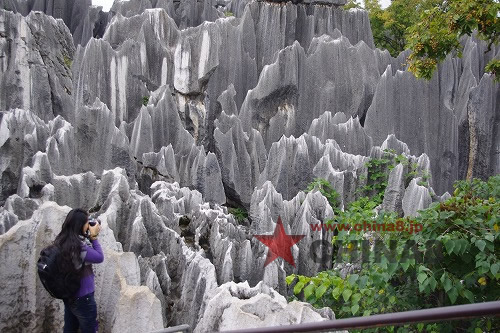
top-left (288, 175), bottom-right (499, 332)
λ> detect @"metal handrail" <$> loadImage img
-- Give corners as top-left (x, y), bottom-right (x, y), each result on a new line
top-left (220, 301), bottom-right (500, 333)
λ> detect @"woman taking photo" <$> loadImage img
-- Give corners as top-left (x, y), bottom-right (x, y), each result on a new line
top-left (53, 208), bottom-right (104, 333)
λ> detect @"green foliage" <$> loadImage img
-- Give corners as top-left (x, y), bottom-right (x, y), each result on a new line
top-left (329, 195), bottom-right (382, 227)
top-left (485, 58), bottom-right (500, 80)
top-left (361, 155), bottom-right (391, 203)
top-left (406, 162), bottom-right (431, 188)
top-left (63, 55), bottom-right (73, 68)
top-left (228, 207), bottom-right (248, 224)
top-left (356, 150), bottom-right (411, 204)
top-left (343, 0), bottom-right (362, 10)
top-left (224, 10), bottom-right (234, 17)
top-left (406, 0), bottom-right (500, 80)
top-left (364, 0), bottom-right (425, 57)
top-left (288, 175), bottom-right (500, 332)
top-left (357, 150), bottom-right (430, 204)
top-left (358, 1), bottom-right (499, 80)
top-left (306, 178), bottom-right (341, 211)
top-left (142, 96), bottom-right (149, 106)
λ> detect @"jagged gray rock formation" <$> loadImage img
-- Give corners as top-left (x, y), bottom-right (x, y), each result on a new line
top-left (214, 111), bottom-right (267, 205)
top-left (141, 145), bottom-right (181, 187)
top-left (364, 65), bottom-right (459, 196)
top-left (402, 178), bottom-right (432, 217)
top-left (194, 281), bottom-right (336, 332)
top-left (258, 134), bottom-right (324, 200)
top-left (1, 0), bottom-right (109, 46)
top-left (190, 203), bottom-right (250, 284)
top-left (0, 206), bottom-right (18, 234)
top-left (0, 10), bottom-right (75, 122)
top-left (0, 109), bottom-right (49, 203)
top-left (244, 1), bottom-right (374, 72)
top-left (0, 1), bottom-right (498, 332)
top-left (239, 36), bottom-right (406, 149)
top-left (131, 86), bottom-right (195, 158)
top-left (138, 254), bottom-right (171, 325)
top-left (308, 111), bottom-right (373, 156)
top-left (111, 0), bottom-right (224, 30)
top-left (74, 1), bottom-right (381, 146)
top-left (0, 105), bottom-right (133, 204)
top-left (381, 134), bottom-right (411, 155)
top-left (75, 98), bottom-right (133, 176)
top-left (382, 163), bottom-right (405, 215)
top-left (461, 74), bottom-right (499, 180)
top-left (364, 36), bottom-right (499, 195)
top-left (151, 181), bottom-right (203, 231)
top-left (249, 182), bottom-right (335, 279)
top-left (258, 132), bottom-right (368, 203)
top-left (68, 173), bottom-right (219, 328)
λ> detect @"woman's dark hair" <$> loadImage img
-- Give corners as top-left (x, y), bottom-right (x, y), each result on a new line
top-left (53, 208), bottom-right (89, 274)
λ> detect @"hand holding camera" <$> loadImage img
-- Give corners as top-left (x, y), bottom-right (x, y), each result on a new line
top-left (88, 217), bottom-right (101, 240)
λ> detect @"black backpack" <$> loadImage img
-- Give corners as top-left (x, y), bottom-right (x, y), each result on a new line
top-left (37, 245), bottom-right (82, 299)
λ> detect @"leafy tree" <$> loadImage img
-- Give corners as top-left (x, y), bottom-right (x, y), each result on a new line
top-left (350, 1), bottom-right (499, 80)
top-left (344, 0), bottom-right (363, 10)
top-left (406, 0), bottom-right (500, 80)
top-left (364, 0), bottom-right (426, 57)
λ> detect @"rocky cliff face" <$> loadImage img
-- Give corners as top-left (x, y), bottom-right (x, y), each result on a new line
top-left (0, 0), bottom-right (498, 332)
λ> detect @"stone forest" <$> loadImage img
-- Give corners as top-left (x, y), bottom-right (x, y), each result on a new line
top-left (0, 0), bottom-right (498, 332)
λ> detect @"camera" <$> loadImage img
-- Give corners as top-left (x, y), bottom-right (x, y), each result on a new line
top-left (88, 217), bottom-right (101, 226)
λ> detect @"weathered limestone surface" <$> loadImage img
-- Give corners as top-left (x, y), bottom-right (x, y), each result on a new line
top-left (364, 37), bottom-right (499, 194)
top-left (0, 109), bottom-right (49, 203)
top-left (190, 203), bottom-right (249, 284)
top-left (245, 1), bottom-right (374, 72)
top-left (461, 74), bottom-right (499, 180)
top-left (0, 206), bottom-right (18, 234)
top-left (194, 281), bottom-right (336, 332)
top-left (131, 87), bottom-right (195, 158)
top-left (76, 1), bottom-right (380, 145)
top-left (0, 2), bottom-right (498, 332)
top-left (0, 10), bottom-right (75, 122)
top-left (239, 36), bottom-right (404, 149)
top-left (75, 98), bottom-right (133, 177)
top-left (0, 106), bottom-right (133, 205)
top-left (249, 182), bottom-right (335, 281)
top-left (308, 111), bottom-right (373, 156)
top-left (214, 111), bottom-right (267, 206)
top-left (138, 254), bottom-right (171, 325)
top-left (258, 133), bottom-right (368, 202)
top-left (258, 134), bottom-right (324, 200)
top-left (364, 65), bottom-right (459, 196)
top-left (382, 163), bottom-right (405, 215)
top-left (111, 0), bottom-right (223, 30)
top-left (78, 174), bottom-right (220, 328)
top-left (402, 178), bottom-right (432, 217)
top-left (0, 0), bottom-right (107, 46)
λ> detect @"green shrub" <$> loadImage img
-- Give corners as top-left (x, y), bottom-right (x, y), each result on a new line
top-left (288, 175), bottom-right (500, 332)
top-left (306, 178), bottom-right (340, 211)
top-left (228, 207), bottom-right (248, 224)
top-left (63, 55), bottom-right (72, 68)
